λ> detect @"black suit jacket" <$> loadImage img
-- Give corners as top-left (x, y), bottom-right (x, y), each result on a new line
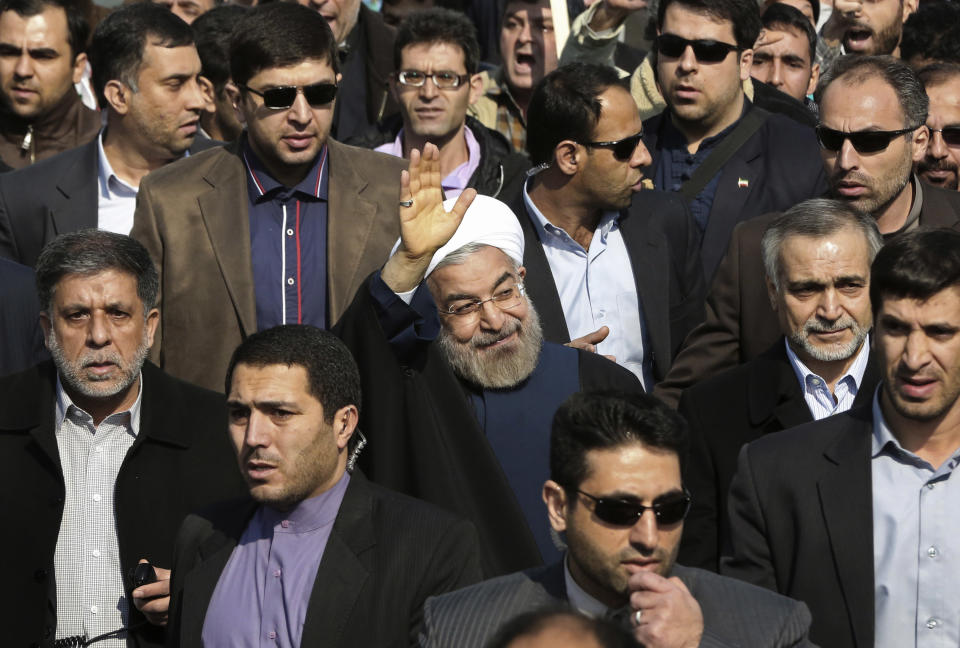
top-left (167, 473), bottom-right (482, 648)
top-left (507, 190), bottom-right (706, 383)
top-left (678, 340), bottom-right (880, 571)
top-left (642, 103), bottom-right (827, 281)
top-left (0, 135), bottom-right (219, 267)
top-left (0, 360), bottom-right (245, 648)
top-left (0, 257), bottom-right (47, 377)
top-left (721, 406), bottom-right (876, 648)
top-left (654, 182), bottom-right (960, 407)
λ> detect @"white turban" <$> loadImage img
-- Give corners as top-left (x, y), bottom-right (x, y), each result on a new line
top-left (390, 194), bottom-right (525, 277)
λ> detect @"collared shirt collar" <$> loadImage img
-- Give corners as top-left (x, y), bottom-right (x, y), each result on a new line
top-left (241, 135), bottom-right (329, 202)
top-left (784, 334), bottom-right (870, 394)
top-left (97, 130), bottom-right (137, 200)
top-left (522, 177), bottom-right (620, 250)
top-left (563, 554), bottom-right (611, 618)
top-left (55, 371), bottom-right (144, 436)
top-left (260, 471), bottom-right (350, 534)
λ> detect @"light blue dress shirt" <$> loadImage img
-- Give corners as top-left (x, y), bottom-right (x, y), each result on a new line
top-left (784, 336), bottom-right (869, 420)
top-left (522, 181), bottom-right (652, 389)
top-left (96, 132), bottom-right (138, 235)
top-left (871, 390), bottom-right (960, 648)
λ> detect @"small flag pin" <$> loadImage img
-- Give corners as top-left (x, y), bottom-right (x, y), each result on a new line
top-left (737, 178), bottom-right (749, 188)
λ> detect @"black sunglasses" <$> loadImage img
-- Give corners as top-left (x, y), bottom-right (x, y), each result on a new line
top-left (815, 125), bottom-right (918, 154)
top-left (582, 131), bottom-right (645, 161)
top-left (241, 82), bottom-right (339, 110)
top-left (930, 126), bottom-right (960, 147)
top-left (655, 34), bottom-right (740, 63)
top-left (577, 490), bottom-right (691, 526)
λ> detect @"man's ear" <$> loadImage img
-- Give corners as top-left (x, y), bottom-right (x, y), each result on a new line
top-left (554, 140), bottom-right (580, 176)
top-left (806, 62), bottom-right (820, 97)
top-left (332, 404), bottom-right (359, 451)
top-left (766, 276), bottom-right (780, 312)
top-left (225, 82), bottom-right (245, 127)
top-left (910, 125), bottom-right (930, 163)
top-left (102, 80), bottom-right (132, 115)
top-left (543, 480), bottom-right (570, 533)
top-left (198, 76), bottom-right (216, 114)
top-left (39, 312), bottom-right (51, 350)
top-left (738, 49), bottom-right (754, 81)
top-left (902, 0), bottom-right (918, 22)
top-left (71, 52), bottom-right (87, 86)
top-left (468, 72), bottom-right (484, 106)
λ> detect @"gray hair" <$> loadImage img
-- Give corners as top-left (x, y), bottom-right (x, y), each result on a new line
top-left (815, 55), bottom-right (928, 128)
top-left (761, 198), bottom-right (884, 292)
top-left (431, 242), bottom-right (521, 274)
top-left (35, 230), bottom-right (160, 314)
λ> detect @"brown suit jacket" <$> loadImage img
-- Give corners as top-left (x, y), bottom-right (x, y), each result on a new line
top-left (653, 180), bottom-right (960, 407)
top-left (131, 138), bottom-right (405, 392)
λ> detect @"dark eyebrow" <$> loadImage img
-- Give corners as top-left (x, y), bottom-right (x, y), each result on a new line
top-left (782, 54), bottom-right (807, 65)
top-left (786, 280), bottom-right (826, 291)
top-left (160, 73), bottom-right (193, 84)
top-left (834, 274), bottom-right (866, 284)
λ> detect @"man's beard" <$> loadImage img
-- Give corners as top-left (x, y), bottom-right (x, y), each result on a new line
top-left (787, 314), bottom-right (869, 362)
top-left (829, 155), bottom-right (912, 215)
top-left (48, 331), bottom-right (149, 400)
top-left (917, 156), bottom-right (960, 190)
top-left (437, 302), bottom-right (544, 389)
top-left (844, 16), bottom-right (902, 55)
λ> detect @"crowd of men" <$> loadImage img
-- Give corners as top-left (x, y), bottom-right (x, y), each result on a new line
top-left (1, 0), bottom-right (960, 645)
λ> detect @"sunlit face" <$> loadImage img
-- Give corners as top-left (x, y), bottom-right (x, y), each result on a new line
top-left (917, 79), bottom-right (960, 191)
top-left (499, 0), bottom-right (557, 96)
top-left (228, 363), bottom-right (353, 510)
top-left (392, 42), bottom-right (481, 144)
top-left (152, 0), bottom-right (215, 24)
top-left (876, 286), bottom-right (960, 423)
top-left (750, 25), bottom-right (818, 101)
top-left (0, 6), bottom-right (85, 120)
top-left (545, 443), bottom-right (684, 609)
top-left (40, 269), bottom-right (158, 415)
top-left (237, 58), bottom-right (339, 186)
top-left (121, 43), bottom-right (206, 160)
top-left (820, 75), bottom-right (926, 218)
top-left (656, 5), bottom-right (752, 136)
top-left (428, 246), bottom-right (542, 389)
top-left (297, 0), bottom-right (360, 44)
top-left (768, 228), bottom-right (873, 366)
top-left (841, 0), bottom-right (914, 55)
top-left (578, 85), bottom-right (652, 210)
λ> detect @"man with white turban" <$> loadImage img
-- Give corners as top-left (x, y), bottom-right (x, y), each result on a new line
top-left (335, 144), bottom-right (641, 578)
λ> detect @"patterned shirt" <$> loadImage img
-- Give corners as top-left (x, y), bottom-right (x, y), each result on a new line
top-left (469, 68), bottom-right (527, 153)
top-left (784, 336), bottom-right (869, 420)
top-left (53, 376), bottom-right (143, 647)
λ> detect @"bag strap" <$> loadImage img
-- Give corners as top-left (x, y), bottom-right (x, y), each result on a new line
top-left (678, 107), bottom-right (768, 202)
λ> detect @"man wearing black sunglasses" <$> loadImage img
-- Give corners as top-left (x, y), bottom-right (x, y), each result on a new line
top-left (917, 63), bottom-right (960, 191)
top-left (130, 3), bottom-right (406, 393)
top-left (640, 0), bottom-right (826, 282)
top-left (421, 391), bottom-right (814, 648)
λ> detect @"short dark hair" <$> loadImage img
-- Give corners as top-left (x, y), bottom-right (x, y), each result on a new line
top-left (526, 62), bottom-right (622, 165)
top-left (870, 228), bottom-right (960, 317)
top-left (762, 3), bottom-right (817, 63)
top-left (657, 0), bottom-right (762, 51)
top-left (88, 2), bottom-right (194, 109)
top-left (35, 230), bottom-right (159, 314)
top-left (225, 325), bottom-right (361, 425)
top-left (393, 8), bottom-right (480, 75)
top-left (486, 607), bottom-right (640, 648)
top-left (815, 55), bottom-right (928, 128)
top-left (550, 391), bottom-right (688, 496)
top-left (0, 0), bottom-right (89, 58)
top-left (901, 0), bottom-right (960, 66)
top-left (192, 4), bottom-right (249, 93)
top-left (918, 62), bottom-right (960, 92)
top-left (229, 3), bottom-right (338, 88)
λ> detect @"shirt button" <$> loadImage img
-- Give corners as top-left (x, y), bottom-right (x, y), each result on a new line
top-left (810, 377), bottom-right (821, 385)
top-left (268, 631), bottom-right (277, 640)
top-left (92, 549), bottom-right (100, 558)
top-left (90, 605), bottom-right (98, 614)
top-left (927, 482), bottom-right (936, 490)
top-left (273, 569), bottom-right (281, 578)
top-left (928, 546), bottom-right (939, 558)
top-left (286, 228), bottom-right (294, 236)
top-left (287, 277), bottom-right (295, 286)
top-left (596, 311), bottom-right (605, 319)
top-left (281, 520), bottom-right (290, 528)
top-left (92, 494), bottom-right (101, 502)
top-left (927, 618), bottom-right (940, 629)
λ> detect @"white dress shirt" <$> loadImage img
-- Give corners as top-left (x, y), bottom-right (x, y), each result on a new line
top-left (96, 132), bottom-right (139, 235)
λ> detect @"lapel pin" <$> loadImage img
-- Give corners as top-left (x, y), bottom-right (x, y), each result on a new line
top-left (737, 178), bottom-right (749, 188)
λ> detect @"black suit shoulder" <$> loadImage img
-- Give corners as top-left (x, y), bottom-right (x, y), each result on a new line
top-left (745, 404), bottom-right (873, 462)
top-left (0, 257), bottom-right (46, 377)
top-left (576, 349), bottom-right (644, 392)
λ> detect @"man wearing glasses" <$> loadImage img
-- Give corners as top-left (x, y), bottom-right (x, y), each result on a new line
top-left (507, 62), bottom-right (705, 391)
top-left (917, 63), bottom-right (960, 192)
top-left (131, 2), bottom-right (406, 393)
top-left (335, 144), bottom-right (641, 577)
top-left (359, 8), bottom-right (528, 200)
top-left (420, 390), bottom-right (814, 648)
top-left (654, 55), bottom-right (960, 408)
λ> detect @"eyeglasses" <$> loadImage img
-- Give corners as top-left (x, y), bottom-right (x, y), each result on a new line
top-left (582, 131), bottom-right (645, 161)
top-left (577, 490), bottom-right (692, 526)
top-left (240, 82), bottom-right (339, 109)
top-left (655, 34), bottom-right (740, 63)
top-left (815, 125), bottom-right (919, 153)
top-left (439, 283), bottom-right (526, 317)
top-left (930, 126), bottom-right (960, 147)
top-left (395, 70), bottom-right (470, 89)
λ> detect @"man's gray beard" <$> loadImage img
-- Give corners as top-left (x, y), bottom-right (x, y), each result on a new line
top-left (437, 302), bottom-right (544, 390)
top-left (787, 315), bottom-right (869, 362)
top-left (47, 330), bottom-right (149, 400)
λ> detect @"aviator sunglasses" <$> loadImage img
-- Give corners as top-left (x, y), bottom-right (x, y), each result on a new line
top-left (815, 125), bottom-right (919, 154)
top-left (577, 490), bottom-right (692, 526)
top-left (930, 126), bottom-right (960, 147)
top-left (240, 82), bottom-right (339, 109)
top-left (582, 131), bottom-right (645, 161)
top-left (655, 34), bottom-right (740, 63)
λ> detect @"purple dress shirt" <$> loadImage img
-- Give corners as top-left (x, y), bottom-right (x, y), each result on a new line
top-left (375, 126), bottom-right (480, 198)
top-left (201, 473), bottom-right (350, 647)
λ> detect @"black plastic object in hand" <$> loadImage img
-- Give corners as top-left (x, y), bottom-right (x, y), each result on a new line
top-left (130, 562), bottom-right (157, 589)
